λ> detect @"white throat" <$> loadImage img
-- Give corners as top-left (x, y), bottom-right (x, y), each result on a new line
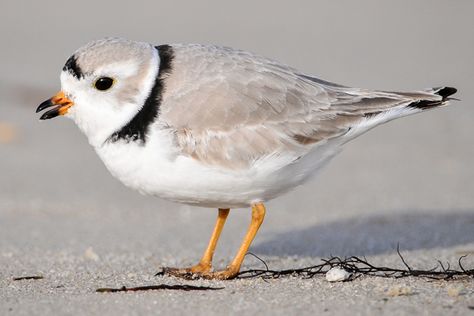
top-left (62, 46), bottom-right (160, 148)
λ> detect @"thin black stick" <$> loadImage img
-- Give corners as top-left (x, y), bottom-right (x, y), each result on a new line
top-left (96, 284), bottom-right (224, 293)
top-left (12, 275), bottom-right (44, 281)
top-left (237, 248), bottom-right (474, 281)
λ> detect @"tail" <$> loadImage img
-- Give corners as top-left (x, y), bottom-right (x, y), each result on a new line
top-left (364, 86), bottom-right (458, 120)
top-left (406, 86), bottom-right (458, 110)
top-left (342, 86), bottom-right (458, 141)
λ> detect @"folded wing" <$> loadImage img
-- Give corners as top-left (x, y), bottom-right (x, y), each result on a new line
top-left (158, 44), bottom-right (454, 169)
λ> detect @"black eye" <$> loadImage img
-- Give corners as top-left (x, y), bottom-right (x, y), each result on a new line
top-left (94, 77), bottom-right (115, 91)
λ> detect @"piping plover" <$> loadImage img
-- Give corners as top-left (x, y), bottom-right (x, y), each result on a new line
top-left (36, 38), bottom-right (457, 279)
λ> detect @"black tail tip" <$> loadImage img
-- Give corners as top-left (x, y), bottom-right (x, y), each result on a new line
top-left (435, 87), bottom-right (457, 99)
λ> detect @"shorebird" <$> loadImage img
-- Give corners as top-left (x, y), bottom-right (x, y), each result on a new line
top-left (36, 38), bottom-right (456, 279)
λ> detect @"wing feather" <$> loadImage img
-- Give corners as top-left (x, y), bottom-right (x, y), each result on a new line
top-left (158, 44), bottom-right (442, 169)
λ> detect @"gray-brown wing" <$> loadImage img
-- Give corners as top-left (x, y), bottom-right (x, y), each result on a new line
top-left (158, 44), bottom-right (442, 169)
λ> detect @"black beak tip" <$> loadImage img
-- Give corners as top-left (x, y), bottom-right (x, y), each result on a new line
top-left (39, 108), bottom-right (60, 120)
top-left (39, 113), bottom-right (49, 120)
top-left (36, 99), bottom-right (53, 113)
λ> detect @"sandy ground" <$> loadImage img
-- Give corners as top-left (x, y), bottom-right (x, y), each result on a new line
top-left (1, 1), bottom-right (473, 315)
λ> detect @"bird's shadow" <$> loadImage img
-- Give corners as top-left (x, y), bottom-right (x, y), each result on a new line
top-left (253, 211), bottom-right (474, 257)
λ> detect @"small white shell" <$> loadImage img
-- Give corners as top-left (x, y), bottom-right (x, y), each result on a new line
top-left (325, 267), bottom-right (352, 282)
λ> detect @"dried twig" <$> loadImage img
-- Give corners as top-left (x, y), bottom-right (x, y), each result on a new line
top-left (12, 275), bottom-right (44, 281)
top-left (96, 284), bottom-right (224, 293)
top-left (237, 248), bottom-right (474, 281)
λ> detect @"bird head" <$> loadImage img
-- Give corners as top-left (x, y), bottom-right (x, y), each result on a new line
top-left (36, 38), bottom-right (160, 146)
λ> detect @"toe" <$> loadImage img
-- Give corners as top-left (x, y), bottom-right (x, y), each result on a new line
top-left (203, 267), bottom-right (239, 280)
top-left (159, 264), bottom-right (212, 280)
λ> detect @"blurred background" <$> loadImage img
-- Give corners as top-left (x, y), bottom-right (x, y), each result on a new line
top-left (1, 0), bottom-right (473, 266)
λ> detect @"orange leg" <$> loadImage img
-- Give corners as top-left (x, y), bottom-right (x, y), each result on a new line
top-left (163, 208), bottom-right (230, 277)
top-left (204, 203), bottom-right (266, 280)
top-left (164, 203), bottom-right (266, 280)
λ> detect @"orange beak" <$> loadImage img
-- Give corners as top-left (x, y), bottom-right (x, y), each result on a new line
top-left (36, 91), bottom-right (74, 120)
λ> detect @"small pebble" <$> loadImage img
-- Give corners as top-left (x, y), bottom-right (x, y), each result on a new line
top-left (386, 285), bottom-right (413, 297)
top-left (84, 247), bottom-right (100, 261)
top-left (447, 285), bottom-right (464, 298)
top-left (325, 267), bottom-right (352, 282)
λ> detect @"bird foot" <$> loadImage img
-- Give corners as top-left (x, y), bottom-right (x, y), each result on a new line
top-left (201, 268), bottom-right (239, 280)
top-left (160, 267), bottom-right (201, 280)
top-left (159, 263), bottom-right (212, 280)
top-left (159, 264), bottom-right (239, 280)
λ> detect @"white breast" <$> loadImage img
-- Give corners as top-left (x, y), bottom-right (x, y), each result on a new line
top-left (95, 127), bottom-right (342, 208)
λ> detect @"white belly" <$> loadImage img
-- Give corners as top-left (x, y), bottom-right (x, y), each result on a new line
top-left (95, 130), bottom-right (341, 208)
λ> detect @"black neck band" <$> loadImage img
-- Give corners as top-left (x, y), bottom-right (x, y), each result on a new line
top-left (108, 45), bottom-right (174, 144)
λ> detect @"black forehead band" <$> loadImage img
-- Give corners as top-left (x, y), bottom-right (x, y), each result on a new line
top-left (63, 55), bottom-right (84, 79)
